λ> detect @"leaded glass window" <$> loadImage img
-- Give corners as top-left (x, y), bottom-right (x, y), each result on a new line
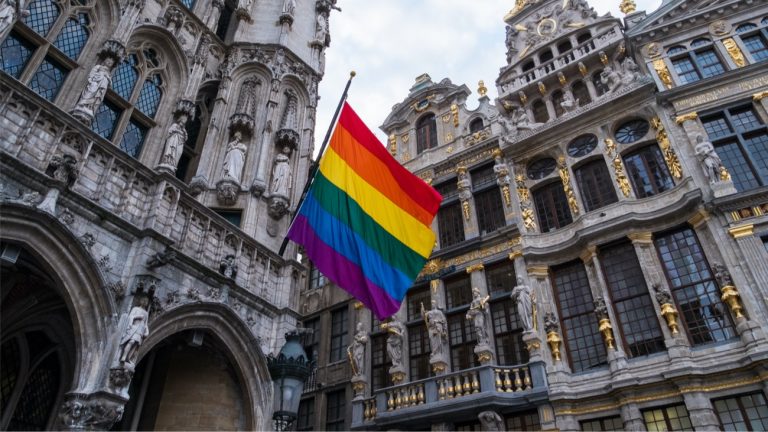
top-left (736, 19), bottom-right (768, 63)
top-left (0, 32), bottom-right (35, 78)
top-left (655, 228), bottom-right (736, 345)
top-left (567, 134), bottom-right (598, 157)
top-left (408, 324), bottom-right (430, 380)
top-left (53, 13), bottom-right (90, 59)
top-left (581, 416), bottom-right (623, 431)
top-left (7, 353), bottom-right (61, 430)
top-left (701, 106), bottom-right (768, 192)
top-left (113, 55), bottom-right (139, 100)
top-left (642, 404), bottom-right (693, 431)
top-left (370, 333), bottom-right (391, 391)
top-left (136, 73), bottom-right (163, 118)
top-left (491, 298), bottom-right (528, 366)
top-left (329, 307), bottom-right (349, 363)
top-left (527, 158), bottom-right (557, 180)
top-left (406, 286), bottom-right (430, 322)
top-left (485, 261), bottom-right (516, 297)
top-left (448, 313), bottom-right (477, 371)
top-left (713, 392), bottom-right (768, 431)
top-left (615, 119), bottom-right (650, 144)
top-left (325, 390), bottom-right (346, 431)
top-left (533, 181), bottom-right (572, 232)
top-left (23, 0), bottom-right (61, 37)
top-left (475, 188), bottom-right (505, 234)
top-left (669, 39), bottom-right (726, 85)
top-left (28, 57), bottom-right (68, 101)
top-left (119, 120), bottom-right (148, 158)
top-left (623, 145), bottom-right (674, 198)
top-left (438, 202), bottom-right (464, 248)
top-left (506, 411), bottom-right (541, 431)
top-left (575, 160), bottom-right (618, 212)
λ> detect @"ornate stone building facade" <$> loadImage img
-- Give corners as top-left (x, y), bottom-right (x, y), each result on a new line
top-left (299, 0), bottom-right (768, 431)
top-left (0, 0), bottom-right (337, 429)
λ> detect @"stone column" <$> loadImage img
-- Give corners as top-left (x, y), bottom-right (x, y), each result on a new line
top-left (619, 399), bottom-right (646, 432)
top-left (628, 232), bottom-right (691, 359)
top-left (457, 166), bottom-right (479, 240)
top-left (204, 0), bottom-right (224, 31)
top-left (189, 76), bottom-right (232, 196)
top-left (527, 265), bottom-right (570, 378)
top-left (580, 246), bottom-right (628, 374)
top-left (682, 389), bottom-right (720, 431)
top-left (728, 223), bottom-right (768, 323)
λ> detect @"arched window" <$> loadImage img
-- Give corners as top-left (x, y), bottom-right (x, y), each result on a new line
top-left (539, 49), bottom-right (554, 64)
top-left (469, 118), bottom-right (484, 133)
top-left (0, 0), bottom-right (94, 102)
top-left (567, 134), bottom-right (598, 157)
top-left (416, 113), bottom-right (437, 154)
top-left (527, 157), bottom-right (557, 180)
top-left (557, 40), bottom-right (573, 54)
top-left (571, 81), bottom-right (591, 106)
top-left (216, 0), bottom-right (236, 41)
top-left (575, 159), bottom-right (618, 211)
top-left (532, 100), bottom-right (549, 123)
top-left (522, 60), bottom-right (535, 72)
top-left (615, 119), bottom-right (650, 144)
top-left (533, 181), bottom-right (573, 232)
top-left (92, 46), bottom-right (166, 158)
top-left (735, 21), bottom-right (768, 62)
top-left (552, 90), bottom-right (565, 117)
top-left (577, 32), bottom-right (591, 44)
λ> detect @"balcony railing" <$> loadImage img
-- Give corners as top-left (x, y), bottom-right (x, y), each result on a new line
top-left (352, 362), bottom-right (547, 429)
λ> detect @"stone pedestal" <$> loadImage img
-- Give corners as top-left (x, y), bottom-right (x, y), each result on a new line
top-left (351, 375), bottom-right (366, 400)
top-left (736, 317), bottom-right (766, 352)
top-left (523, 330), bottom-right (544, 363)
top-left (474, 343), bottom-right (494, 365)
top-left (389, 365), bottom-right (406, 384)
top-left (58, 391), bottom-right (127, 431)
top-left (430, 357), bottom-right (449, 376)
top-left (711, 180), bottom-right (737, 197)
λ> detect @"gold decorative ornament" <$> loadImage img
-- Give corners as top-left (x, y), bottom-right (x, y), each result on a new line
top-left (538, 82), bottom-right (547, 95)
top-left (508, 250), bottom-right (523, 260)
top-left (651, 117), bottom-right (683, 179)
top-left (660, 303), bottom-right (679, 334)
top-left (423, 258), bottom-right (443, 276)
top-left (465, 263), bottom-right (485, 274)
top-left (728, 224), bottom-right (754, 239)
top-left (546, 331), bottom-right (562, 361)
top-left (353, 301), bottom-right (364, 310)
top-left (432, 362), bottom-right (446, 373)
top-left (722, 38), bottom-right (747, 68)
top-left (558, 72), bottom-right (567, 86)
top-left (478, 80), bottom-right (488, 97)
top-left (558, 156), bottom-right (580, 215)
top-left (613, 155), bottom-right (632, 197)
top-left (652, 59), bottom-right (674, 89)
top-left (519, 91), bottom-right (528, 105)
top-left (401, 134), bottom-right (409, 144)
top-left (430, 279), bottom-right (439, 294)
top-left (442, 114), bottom-right (451, 123)
top-left (687, 209), bottom-right (710, 229)
top-left (646, 42), bottom-right (661, 58)
top-left (536, 18), bottom-right (557, 37)
top-left (674, 112), bottom-right (698, 124)
top-left (352, 380), bottom-right (365, 393)
top-left (604, 138), bottom-right (617, 157)
top-left (516, 174), bottom-right (530, 203)
top-left (504, 0), bottom-right (529, 21)
top-left (526, 340), bottom-right (541, 352)
top-left (445, 133), bottom-right (454, 143)
top-left (598, 318), bottom-right (616, 349)
top-left (391, 371), bottom-right (406, 384)
top-left (753, 91), bottom-right (768, 101)
top-left (462, 201), bottom-right (471, 221)
top-left (522, 207), bottom-right (536, 231)
top-left (619, 0), bottom-right (636, 14)
top-left (451, 103), bottom-right (459, 127)
top-left (502, 185), bottom-right (512, 207)
top-left (446, 145), bottom-right (454, 154)
top-left (599, 51), bottom-right (609, 66)
top-left (388, 134), bottom-right (397, 156)
top-left (578, 62), bottom-right (588, 77)
top-left (721, 285), bottom-right (744, 319)
top-left (719, 165), bottom-right (732, 181)
top-left (477, 351), bottom-right (493, 363)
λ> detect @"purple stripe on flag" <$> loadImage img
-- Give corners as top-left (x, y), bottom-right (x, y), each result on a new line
top-left (289, 214), bottom-right (401, 320)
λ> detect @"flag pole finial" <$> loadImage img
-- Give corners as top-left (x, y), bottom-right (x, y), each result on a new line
top-left (350, 71), bottom-right (357, 78)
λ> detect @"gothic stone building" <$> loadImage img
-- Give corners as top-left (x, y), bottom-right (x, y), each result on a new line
top-left (0, 0), bottom-right (337, 429)
top-left (298, 0), bottom-right (768, 431)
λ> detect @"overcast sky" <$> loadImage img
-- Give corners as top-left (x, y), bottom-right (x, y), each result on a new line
top-left (313, 0), bottom-right (663, 149)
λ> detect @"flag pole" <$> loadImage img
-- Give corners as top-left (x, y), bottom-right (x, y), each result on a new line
top-left (278, 71), bottom-right (356, 256)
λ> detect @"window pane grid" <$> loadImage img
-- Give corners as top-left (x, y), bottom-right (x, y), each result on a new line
top-left (505, 411), bottom-right (541, 431)
top-left (576, 160), bottom-right (618, 212)
top-left (485, 261), bottom-right (516, 297)
top-left (0, 32), bottom-right (36, 79)
top-left (552, 261), bottom-right (606, 372)
top-left (52, 13), bottom-right (90, 59)
top-left (325, 390), bottom-right (346, 431)
top-left (672, 57), bottom-right (700, 84)
top-left (91, 100), bottom-right (121, 140)
top-left (448, 313), bottom-right (477, 371)
top-left (623, 145), bottom-right (674, 198)
top-left (119, 120), bottom-right (147, 158)
top-left (329, 308), bottom-right (349, 362)
top-left (601, 242), bottom-right (665, 357)
top-left (445, 276), bottom-right (472, 310)
top-left (714, 393), bottom-right (768, 431)
top-left (655, 228), bottom-right (736, 345)
top-left (406, 287), bottom-right (430, 322)
top-left (29, 57), bottom-right (68, 101)
top-left (137, 76), bottom-right (162, 118)
top-left (408, 324), bottom-right (430, 380)
top-left (23, 0), bottom-right (60, 37)
top-left (371, 334), bottom-right (391, 391)
top-left (695, 49), bottom-right (725, 78)
top-left (491, 299), bottom-right (528, 366)
top-left (642, 404), bottom-right (693, 431)
top-left (581, 416), bottom-right (623, 431)
top-left (742, 34), bottom-right (768, 61)
top-left (297, 399), bottom-right (314, 431)
top-left (533, 182), bottom-right (573, 233)
top-left (113, 57), bottom-right (139, 101)
top-left (475, 188), bottom-right (506, 234)
top-left (416, 114), bottom-right (437, 154)
top-left (438, 203), bottom-right (465, 248)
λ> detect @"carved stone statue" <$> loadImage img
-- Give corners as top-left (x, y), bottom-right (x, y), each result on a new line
top-left (72, 57), bottom-right (116, 121)
top-left (119, 297), bottom-right (150, 366)
top-left (713, 262), bottom-right (733, 287)
top-left (0, 0), bottom-right (23, 36)
top-left (600, 66), bottom-right (623, 93)
top-left (620, 57), bottom-right (643, 84)
top-left (478, 410), bottom-right (505, 432)
top-left (282, 0), bottom-right (296, 16)
top-left (421, 300), bottom-right (447, 362)
top-left (348, 322), bottom-right (368, 377)
top-left (270, 146), bottom-right (292, 198)
top-left (511, 276), bottom-right (534, 331)
top-left (466, 287), bottom-right (491, 346)
top-left (315, 13), bottom-right (329, 46)
top-left (159, 113), bottom-right (189, 169)
top-left (560, 89), bottom-right (579, 112)
top-left (382, 320), bottom-right (405, 370)
top-left (222, 132), bottom-right (247, 182)
top-left (694, 135), bottom-right (725, 183)
top-left (219, 254), bottom-right (238, 279)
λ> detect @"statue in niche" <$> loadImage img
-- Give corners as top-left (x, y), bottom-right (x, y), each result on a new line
top-left (381, 320), bottom-right (405, 370)
top-left (560, 89), bottom-right (579, 112)
top-left (270, 146), bottom-right (292, 198)
top-left (421, 300), bottom-right (447, 362)
top-left (620, 57), bottom-right (643, 84)
top-left (72, 56), bottom-right (116, 119)
top-left (511, 276), bottom-right (534, 331)
top-left (222, 131), bottom-right (247, 182)
top-left (315, 13), bottom-right (329, 46)
top-left (282, 0), bottom-right (296, 16)
top-left (478, 411), bottom-right (505, 432)
top-left (159, 112), bottom-right (189, 169)
top-left (119, 297), bottom-right (150, 367)
top-left (348, 322), bottom-right (368, 377)
top-left (600, 66), bottom-right (623, 93)
top-left (694, 134), bottom-right (725, 183)
top-left (466, 287), bottom-right (491, 346)
top-left (236, 79), bottom-right (260, 118)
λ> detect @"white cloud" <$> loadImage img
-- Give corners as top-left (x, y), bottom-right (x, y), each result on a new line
top-left (315, 0), bottom-right (662, 150)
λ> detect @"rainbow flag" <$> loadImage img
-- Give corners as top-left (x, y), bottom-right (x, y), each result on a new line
top-left (287, 103), bottom-right (442, 319)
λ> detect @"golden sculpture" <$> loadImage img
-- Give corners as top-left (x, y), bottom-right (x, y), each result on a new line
top-left (604, 138), bottom-right (617, 157)
top-left (388, 134), bottom-right (397, 156)
top-left (598, 318), bottom-right (616, 350)
top-left (723, 38), bottom-right (747, 68)
top-left (451, 103), bottom-right (459, 128)
top-left (538, 82), bottom-right (546, 96)
top-left (519, 91), bottom-right (528, 105)
top-left (516, 174), bottom-right (530, 203)
top-left (721, 285), bottom-right (744, 319)
top-left (674, 112), bottom-right (698, 125)
top-left (478, 81), bottom-right (488, 97)
top-left (660, 302), bottom-right (679, 334)
top-left (613, 155), bottom-right (632, 197)
top-left (558, 72), bottom-right (567, 86)
top-left (719, 165), bottom-right (732, 182)
top-left (754, 91), bottom-right (768, 102)
top-left (599, 51), bottom-right (609, 66)
top-left (619, 0), bottom-right (636, 14)
top-left (558, 157), bottom-right (580, 215)
top-left (462, 200), bottom-right (471, 221)
top-left (522, 207), bottom-right (536, 231)
top-left (546, 331), bottom-right (561, 361)
top-left (652, 59), bottom-right (674, 89)
top-left (578, 62), bottom-right (588, 77)
top-left (502, 185), bottom-right (512, 207)
top-left (652, 117), bottom-right (683, 179)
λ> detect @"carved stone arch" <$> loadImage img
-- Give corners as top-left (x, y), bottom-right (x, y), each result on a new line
top-left (136, 304), bottom-right (273, 430)
top-left (0, 205), bottom-right (112, 392)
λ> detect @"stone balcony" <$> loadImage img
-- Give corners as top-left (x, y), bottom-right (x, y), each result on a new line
top-left (351, 362), bottom-right (548, 430)
top-left (498, 25), bottom-right (625, 98)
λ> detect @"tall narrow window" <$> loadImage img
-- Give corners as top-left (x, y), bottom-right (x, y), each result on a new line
top-left (438, 202), bottom-right (464, 248)
top-left (532, 100), bottom-right (549, 123)
top-left (701, 106), bottom-right (768, 192)
top-left (552, 90), bottom-right (565, 117)
top-left (1, 0), bottom-right (94, 103)
top-left (486, 261), bottom-right (527, 366)
top-left (301, 318), bottom-right (320, 364)
top-left (551, 261), bottom-right (606, 372)
top-left (533, 182), bottom-right (573, 233)
top-left (571, 81), bottom-right (591, 106)
top-left (506, 411), bottom-right (541, 431)
top-left (406, 286), bottom-right (430, 380)
top-left (296, 398), bottom-right (314, 431)
top-left (623, 145), bottom-right (675, 198)
top-left (308, 264), bottom-right (327, 290)
top-left (713, 392), bottom-right (768, 431)
top-left (474, 189), bottom-right (505, 234)
top-left (575, 160), bottom-right (618, 212)
top-left (642, 404), bottom-right (693, 431)
top-left (329, 307), bottom-right (349, 362)
top-left (416, 113), bottom-right (438, 154)
top-left (600, 242), bottom-right (665, 357)
top-left (445, 275), bottom-right (476, 371)
top-left (325, 390), bottom-right (346, 431)
top-left (216, 0), bottom-right (235, 41)
top-left (370, 332), bottom-right (391, 391)
top-left (655, 228), bottom-right (735, 345)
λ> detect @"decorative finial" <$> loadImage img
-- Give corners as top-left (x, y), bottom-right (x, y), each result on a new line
top-left (478, 80), bottom-right (488, 97)
top-left (619, 0), bottom-right (636, 14)
top-left (350, 71), bottom-right (356, 78)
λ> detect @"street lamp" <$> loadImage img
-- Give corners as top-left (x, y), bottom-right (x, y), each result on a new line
top-left (268, 330), bottom-right (311, 431)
